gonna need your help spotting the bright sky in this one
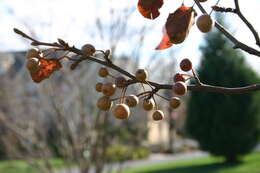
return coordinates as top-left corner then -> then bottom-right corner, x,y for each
0,0 -> 260,72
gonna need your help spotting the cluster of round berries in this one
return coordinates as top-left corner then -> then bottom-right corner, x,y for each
95,58 -> 193,122
25,48 -> 42,73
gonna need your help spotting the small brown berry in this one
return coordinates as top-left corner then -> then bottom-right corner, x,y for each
95,82 -> 103,92
172,81 -> 187,96
98,67 -> 109,77
26,58 -> 40,73
125,95 -> 139,107
26,48 -> 41,59
169,97 -> 181,109
135,69 -> 148,81
102,82 -> 116,96
152,110 -> 164,121
81,44 -> 96,56
197,14 -> 215,33
142,99 -> 155,111
96,96 -> 113,111
173,73 -> 185,82
113,104 -> 130,119
115,76 -> 127,88
180,59 -> 192,72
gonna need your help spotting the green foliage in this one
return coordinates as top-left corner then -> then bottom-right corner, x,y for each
124,152 -> 260,173
186,21 -> 260,162
105,145 -> 150,162
0,158 -> 67,173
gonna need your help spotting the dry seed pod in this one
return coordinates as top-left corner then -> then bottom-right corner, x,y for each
172,81 -> 187,96
115,76 -> 127,88
102,82 -> 116,96
26,48 -> 41,59
125,95 -> 139,107
152,110 -> 164,121
26,58 -> 40,73
95,82 -> 103,92
96,96 -> 113,111
135,69 -> 148,81
197,14 -> 215,33
81,44 -> 96,56
169,97 -> 181,109
113,104 -> 130,119
142,99 -> 155,111
98,67 -> 109,77
180,59 -> 192,72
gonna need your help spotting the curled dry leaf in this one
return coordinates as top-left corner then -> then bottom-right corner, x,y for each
138,0 -> 164,19
30,58 -> 62,83
156,5 -> 196,50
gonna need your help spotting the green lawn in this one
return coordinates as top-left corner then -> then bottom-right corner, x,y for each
125,152 -> 260,173
0,159 -> 67,173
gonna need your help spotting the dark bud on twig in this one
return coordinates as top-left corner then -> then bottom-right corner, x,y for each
212,6 -> 237,13
57,38 -> 67,46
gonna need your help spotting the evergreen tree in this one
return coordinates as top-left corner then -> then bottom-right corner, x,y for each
186,20 -> 260,162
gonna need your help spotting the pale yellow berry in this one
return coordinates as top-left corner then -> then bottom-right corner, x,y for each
135,69 -> 148,81
95,82 -> 103,92
169,97 -> 181,109
96,96 -> 113,111
102,82 -> 116,96
142,99 -> 155,111
152,110 -> 165,121
113,104 -> 130,119
26,48 -> 40,59
26,58 -> 40,73
197,14 -> 215,33
125,95 -> 139,107
98,67 -> 109,78
81,44 -> 95,56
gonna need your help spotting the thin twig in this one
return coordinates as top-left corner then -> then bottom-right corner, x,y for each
234,0 -> 260,47
14,28 -> 260,95
194,0 -> 260,57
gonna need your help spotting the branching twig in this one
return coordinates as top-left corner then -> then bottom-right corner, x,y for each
13,28 -> 260,95
234,0 -> 260,47
194,0 -> 260,57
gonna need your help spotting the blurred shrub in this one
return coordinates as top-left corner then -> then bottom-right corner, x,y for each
105,145 -> 150,162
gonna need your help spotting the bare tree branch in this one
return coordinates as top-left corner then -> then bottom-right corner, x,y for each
194,0 -> 260,57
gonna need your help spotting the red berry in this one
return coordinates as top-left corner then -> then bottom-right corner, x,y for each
172,81 -> 187,96
180,59 -> 192,72
173,73 -> 185,82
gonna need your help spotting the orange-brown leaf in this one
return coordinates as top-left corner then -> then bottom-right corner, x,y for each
155,26 -> 173,50
166,5 -> 195,44
30,58 -> 62,83
138,0 -> 163,19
